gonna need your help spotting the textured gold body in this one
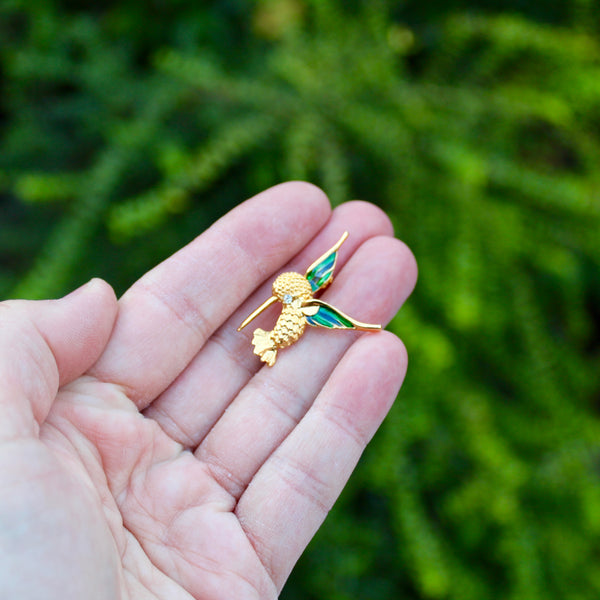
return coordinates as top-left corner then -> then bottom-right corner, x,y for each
271,305 -> 307,348
251,272 -> 312,365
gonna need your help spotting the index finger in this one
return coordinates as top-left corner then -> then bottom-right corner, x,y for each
89,182 -> 331,408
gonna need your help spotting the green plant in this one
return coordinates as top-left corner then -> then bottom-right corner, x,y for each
1,1 -> 599,598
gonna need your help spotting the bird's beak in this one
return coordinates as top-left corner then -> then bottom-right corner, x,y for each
237,296 -> 278,331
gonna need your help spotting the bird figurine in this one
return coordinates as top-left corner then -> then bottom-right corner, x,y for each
237,232 -> 381,366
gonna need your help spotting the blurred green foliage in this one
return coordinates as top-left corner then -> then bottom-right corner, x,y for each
1,0 -> 600,598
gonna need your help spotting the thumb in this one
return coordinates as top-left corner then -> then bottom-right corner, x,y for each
0,279 -> 117,438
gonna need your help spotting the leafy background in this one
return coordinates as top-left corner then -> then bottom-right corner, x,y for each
1,0 -> 599,598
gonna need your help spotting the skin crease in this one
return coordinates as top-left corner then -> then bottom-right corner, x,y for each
0,182 -> 417,600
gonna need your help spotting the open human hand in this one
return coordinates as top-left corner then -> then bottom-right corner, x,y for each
0,183 -> 417,599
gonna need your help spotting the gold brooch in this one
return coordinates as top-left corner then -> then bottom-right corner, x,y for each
238,232 -> 381,366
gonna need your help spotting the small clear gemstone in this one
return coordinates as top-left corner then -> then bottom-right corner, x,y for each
283,293 -> 293,304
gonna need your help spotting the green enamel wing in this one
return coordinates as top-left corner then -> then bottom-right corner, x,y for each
302,232 -> 381,331
304,231 -> 347,293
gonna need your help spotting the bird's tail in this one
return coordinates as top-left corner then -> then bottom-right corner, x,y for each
252,328 -> 278,366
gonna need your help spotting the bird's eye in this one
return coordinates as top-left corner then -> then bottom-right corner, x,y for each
283,294 -> 293,304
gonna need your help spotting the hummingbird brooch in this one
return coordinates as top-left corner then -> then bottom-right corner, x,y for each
238,232 -> 381,366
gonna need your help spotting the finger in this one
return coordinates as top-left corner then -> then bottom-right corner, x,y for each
144,200 -> 396,446
0,279 -> 117,439
89,182 -> 331,409
194,236 -> 417,498
236,331 -> 408,591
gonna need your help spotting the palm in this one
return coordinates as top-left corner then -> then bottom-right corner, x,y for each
46,378 -> 266,599
0,183 -> 416,599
